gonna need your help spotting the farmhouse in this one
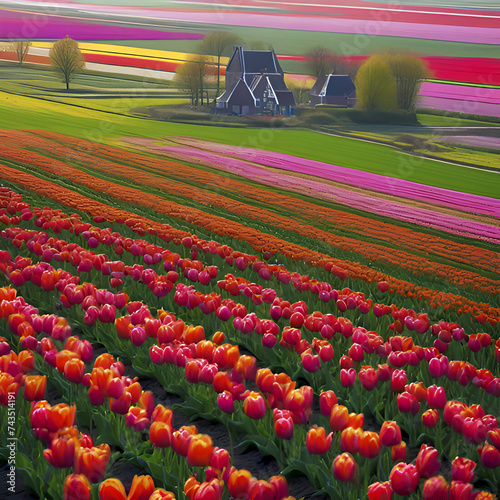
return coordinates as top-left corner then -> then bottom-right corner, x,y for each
214,46 -> 295,116
309,74 -> 357,107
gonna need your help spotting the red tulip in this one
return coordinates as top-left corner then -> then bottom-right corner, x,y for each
380,421 -> 401,447
275,416 -> 294,440
389,462 -> 419,495
269,475 -> 288,500
449,481 -> 473,500
427,385 -> 447,409
390,369 -> 407,392
340,368 -> 356,387
243,391 -> 266,420
192,478 -> 223,500
210,447 -> 231,480
391,442 -> 406,462
478,443 -> 500,468
172,426 -> 197,457
416,444 -> 441,479
217,391 -> 235,414
340,426 -> 363,454
332,452 -> 357,482
488,428 -> 500,450
397,391 -> 420,415
319,390 -> 337,417
422,475 -> 449,500
422,409 -> 440,428
359,366 -> 378,391
452,457 -> 476,483
462,417 -> 488,444
64,474 -> 91,500
246,479 -> 276,500
306,425 -> 333,454
368,481 -> 393,500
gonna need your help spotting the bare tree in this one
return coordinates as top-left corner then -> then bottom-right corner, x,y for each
306,46 -> 339,77
386,54 -> 429,111
201,32 -> 242,101
355,55 -> 397,112
14,41 -> 31,65
49,36 -> 85,90
175,56 -> 208,106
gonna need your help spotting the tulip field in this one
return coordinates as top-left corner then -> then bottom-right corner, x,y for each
0,109 -> 499,500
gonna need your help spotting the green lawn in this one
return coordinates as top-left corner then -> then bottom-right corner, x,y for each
1,89 -> 498,199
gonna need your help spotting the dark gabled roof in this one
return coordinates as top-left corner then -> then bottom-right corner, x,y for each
242,50 -> 280,74
217,78 -> 256,105
250,74 -> 289,93
312,74 -> 356,97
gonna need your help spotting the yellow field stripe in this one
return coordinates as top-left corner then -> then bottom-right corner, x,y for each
32,42 -> 229,65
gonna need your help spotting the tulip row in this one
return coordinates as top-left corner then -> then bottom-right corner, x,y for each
1,161 -> 499,327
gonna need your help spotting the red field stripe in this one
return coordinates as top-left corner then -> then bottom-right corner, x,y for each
83,53 -> 181,73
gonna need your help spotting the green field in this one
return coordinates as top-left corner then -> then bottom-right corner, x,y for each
1,84 -> 498,199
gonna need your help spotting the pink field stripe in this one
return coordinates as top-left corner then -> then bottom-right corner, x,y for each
173,138 -> 500,219
417,96 -> 500,117
420,82 -> 500,105
142,141 -> 500,243
64,5 -> 500,44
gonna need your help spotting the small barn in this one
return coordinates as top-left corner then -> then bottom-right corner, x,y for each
309,74 -> 356,107
214,46 -> 295,116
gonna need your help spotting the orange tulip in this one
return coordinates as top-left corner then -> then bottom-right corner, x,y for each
23,375 -> 47,402
74,443 -> 111,483
227,469 -> 253,499
43,426 -> 80,468
332,452 -> 358,482
64,473 -> 91,500
151,404 -> 173,425
64,358 -> 85,384
127,475 -> 155,500
98,478 -> 127,500
149,421 -> 172,448
55,350 -> 80,373
184,476 -> 200,499
93,353 -> 116,370
306,425 -> 333,454
0,372 -> 19,406
359,431 -> 381,459
187,434 -> 214,467
149,489 -> 176,500
329,404 -> 349,432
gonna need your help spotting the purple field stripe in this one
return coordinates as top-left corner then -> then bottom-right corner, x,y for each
417,96 -> 500,117
0,18 -> 203,40
151,142 -> 500,243
176,138 -> 500,219
420,82 -> 500,104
